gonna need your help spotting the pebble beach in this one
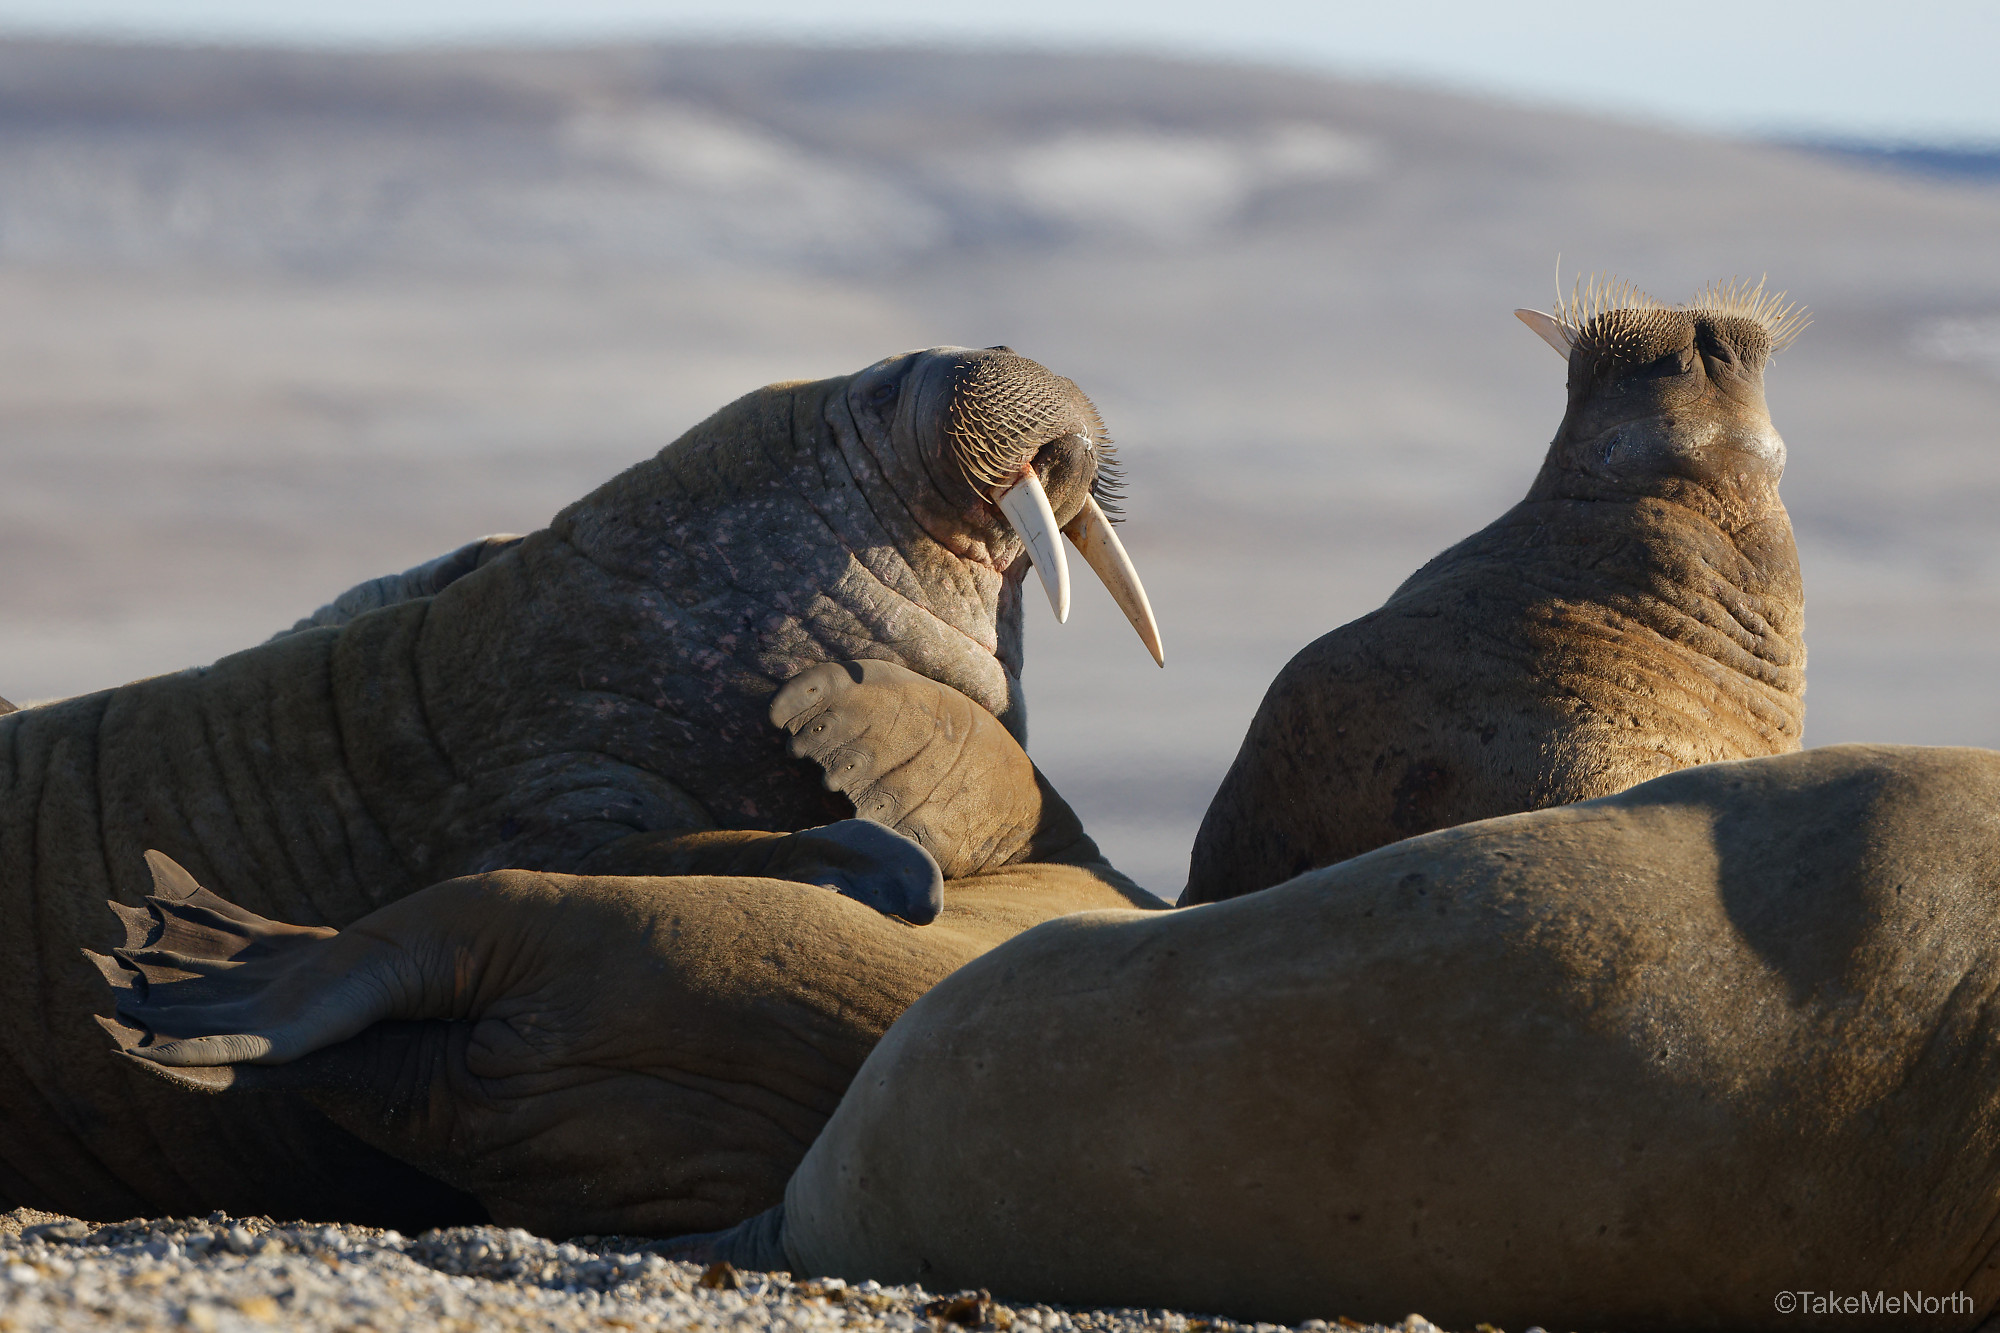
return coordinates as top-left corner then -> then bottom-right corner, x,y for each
0,1211 -> 1455,1333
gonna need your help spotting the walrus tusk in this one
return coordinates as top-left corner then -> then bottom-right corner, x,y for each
997,470 -> 1071,623
1515,308 -> 1576,359
1062,496 -> 1164,667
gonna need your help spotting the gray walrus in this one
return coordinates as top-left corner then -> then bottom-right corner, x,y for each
671,743 -> 2000,1332
96,660 -> 1152,1238
1186,280 -> 1809,904
4,346 -> 1161,1226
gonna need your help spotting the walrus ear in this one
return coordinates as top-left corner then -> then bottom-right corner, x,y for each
1515,308 -> 1576,360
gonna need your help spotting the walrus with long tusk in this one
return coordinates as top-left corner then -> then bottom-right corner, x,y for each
1185,279 -> 1808,903
93,660 -> 1153,1238
2,345 -> 1161,1227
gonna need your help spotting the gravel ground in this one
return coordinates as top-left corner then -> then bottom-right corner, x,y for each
0,1210 -> 1455,1333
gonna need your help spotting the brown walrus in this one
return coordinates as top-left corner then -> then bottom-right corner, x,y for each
95,660 -> 1150,1238
679,743 -> 2000,1332
1185,280 -> 1809,903
5,346 -> 1161,1227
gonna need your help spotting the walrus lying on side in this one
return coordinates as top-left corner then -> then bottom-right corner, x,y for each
676,743 -> 2000,1332
1186,280 -> 1810,903
96,660 -> 1152,1238
5,346 -> 1161,1227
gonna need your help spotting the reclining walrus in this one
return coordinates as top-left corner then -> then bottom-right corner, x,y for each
3,345 -> 1162,1226
674,742 -> 2000,1331
96,660 -> 1151,1238
1186,279 -> 1810,903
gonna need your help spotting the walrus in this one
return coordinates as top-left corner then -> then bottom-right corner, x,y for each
1185,280 -> 1809,903
3,346 -> 1161,1226
662,743 -> 2000,1331
95,660 -> 1152,1238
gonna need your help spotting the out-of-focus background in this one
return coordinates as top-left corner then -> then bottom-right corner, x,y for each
2,3 -> 1997,897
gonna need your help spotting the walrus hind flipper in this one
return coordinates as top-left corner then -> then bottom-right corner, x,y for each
98,851 -> 336,999
91,1012 -> 247,1094
88,851 -> 355,1089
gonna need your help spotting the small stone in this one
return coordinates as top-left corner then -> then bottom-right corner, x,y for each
924,1290 -> 996,1327
182,1303 -> 221,1332
698,1260 -> 742,1291
222,1225 -> 256,1255
4,1263 -> 40,1285
27,1220 -> 90,1245
232,1295 -> 280,1321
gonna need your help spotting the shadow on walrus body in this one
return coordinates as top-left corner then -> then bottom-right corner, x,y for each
700,744 -> 2000,1331
1186,282 -> 1808,903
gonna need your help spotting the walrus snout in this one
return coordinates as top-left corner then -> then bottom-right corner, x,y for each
842,345 -> 1161,662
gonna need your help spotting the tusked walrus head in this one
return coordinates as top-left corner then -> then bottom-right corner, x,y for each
386,344 -> 1164,846
1516,278 -> 1806,526
831,346 -> 1160,660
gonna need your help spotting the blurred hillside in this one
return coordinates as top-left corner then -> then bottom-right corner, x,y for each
4,39 -> 1999,895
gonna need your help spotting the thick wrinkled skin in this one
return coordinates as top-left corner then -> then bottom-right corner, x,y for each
717,745 -> 2000,1332
94,661 -> 1150,1237
1186,307 -> 1806,903
3,347 -> 1117,1226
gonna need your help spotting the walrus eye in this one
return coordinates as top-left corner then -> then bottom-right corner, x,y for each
869,381 -> 898,407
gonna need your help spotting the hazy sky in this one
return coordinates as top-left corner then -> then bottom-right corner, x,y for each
0,0 -> 1994,143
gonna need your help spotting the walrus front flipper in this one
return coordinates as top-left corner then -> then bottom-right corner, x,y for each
773,660 -> 1100,878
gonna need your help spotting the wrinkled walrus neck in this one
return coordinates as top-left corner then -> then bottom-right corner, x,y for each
1422,489 -> 1806,698
418,376 -> 1026,838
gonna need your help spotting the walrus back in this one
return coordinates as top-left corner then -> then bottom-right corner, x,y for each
773,745 -> 2000,1329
